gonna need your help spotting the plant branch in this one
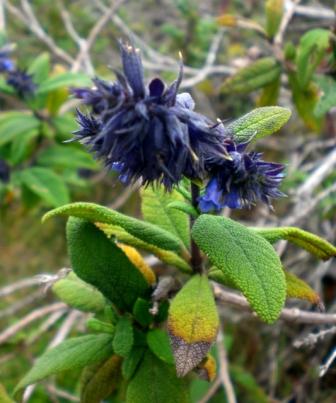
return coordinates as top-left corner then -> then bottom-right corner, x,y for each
214,284 -> 336,325
190,183 -> 203,274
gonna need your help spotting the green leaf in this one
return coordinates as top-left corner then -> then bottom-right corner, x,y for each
20,167 -> 69,207
220,57 -> 281,94
122,347 -> 146,380
141,186 -> 190,248
133,298 -> 153,327
167,200 -> 199,219
15,334 -> 114,393
147,329 -> 175,365
288,73 -> 322,132
0,112 -> 40,147
66,218 -> 151,311
285,271 -> 321,306
37,144 -> 98,170
0,383 -> 14,403
296,29 -> 331,89
96,223 -> 191,273
28,53 -> 50,84
230,365 -> 269,403
113,317 -> 134,357
253,226 -> 336,260
126,351 -> 191,403
9,129 -> 39,165
314,75 -> 336,117
192,215 -> 286,323
168,274 -> 219,376
43,202 -> 186,255
265,0 -> 283,38
227,106 -> 291,143
81,356 -> 122,403
36,72 -> 91,95
52,271 -> 106,313
257,76 -> 281,106
86,318 -> 115,334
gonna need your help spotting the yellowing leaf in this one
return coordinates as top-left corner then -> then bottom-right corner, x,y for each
168,275 -> 219,377
253,226 -> 336,261
285,271 -> 321,306
80,356 -> 122,403
195,354 -> 217,382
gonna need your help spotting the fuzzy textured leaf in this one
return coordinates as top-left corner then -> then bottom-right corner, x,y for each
80,356 -> 121,403
113,317 -> 134,357
228,106 -> 291,143
253,226 -> 336,261
126,351 -> 191,403
168,275 -> 219,376
220,57 -> 281,94
15,334 -> 114,393
141,186 -> 190,248
192,215 -> 286,323
66,218 -> 151,311
52,272 -> 106,313
96,223 -> 191,273
285,271 -> 321,306
43,202 -> 185,254
122,347 -> 146,380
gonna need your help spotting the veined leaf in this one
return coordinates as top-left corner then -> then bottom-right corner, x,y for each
15,334 -> 114,393
80,356 -> 122,403
168,275 -> 219,376
126,350 -> 191,403
228,106 -> 291,143
192,215 -> 286,323
141,186 -> 190,248
52,271 -> 106,313
0,112 -> 40,147
253,226 -> 336,260
36,72 -> 90,94
9,129 -> 39,165
43,202 -> 186,255
67,218 -> 151,311
20,167 -> 70,207
220,57 -> 281,94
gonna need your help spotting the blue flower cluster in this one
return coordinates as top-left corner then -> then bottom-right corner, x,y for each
0,45 -> 36,98
73,41 -> 285,212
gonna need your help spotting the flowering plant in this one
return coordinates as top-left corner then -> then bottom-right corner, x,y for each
15,42 -> 336,402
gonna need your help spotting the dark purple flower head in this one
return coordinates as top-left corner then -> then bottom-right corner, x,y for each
0,159 -> 10,183
72,41 -> 226,188
0,49 -> 14,73
199,139 -> 285,212
6,69 -> 36,98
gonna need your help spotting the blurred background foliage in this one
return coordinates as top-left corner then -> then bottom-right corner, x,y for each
0,0 -> 336,402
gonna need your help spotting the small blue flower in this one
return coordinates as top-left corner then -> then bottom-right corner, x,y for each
0,50 -> 14,73
72,41 -> 226,188
199,139 -> 285,212
6,69 -> 36,98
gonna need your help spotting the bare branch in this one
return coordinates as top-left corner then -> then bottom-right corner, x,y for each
0,303 -> 67,345
217,326 -> 237,403
214,284 -> 336,325
71,0 -> 125,73
274,0 -> 301,46
0,277 -> 41,297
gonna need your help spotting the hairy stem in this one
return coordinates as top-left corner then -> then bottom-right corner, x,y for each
190,183 -> 203,274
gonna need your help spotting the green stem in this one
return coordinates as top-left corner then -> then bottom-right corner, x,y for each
190,183 -> 203,274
